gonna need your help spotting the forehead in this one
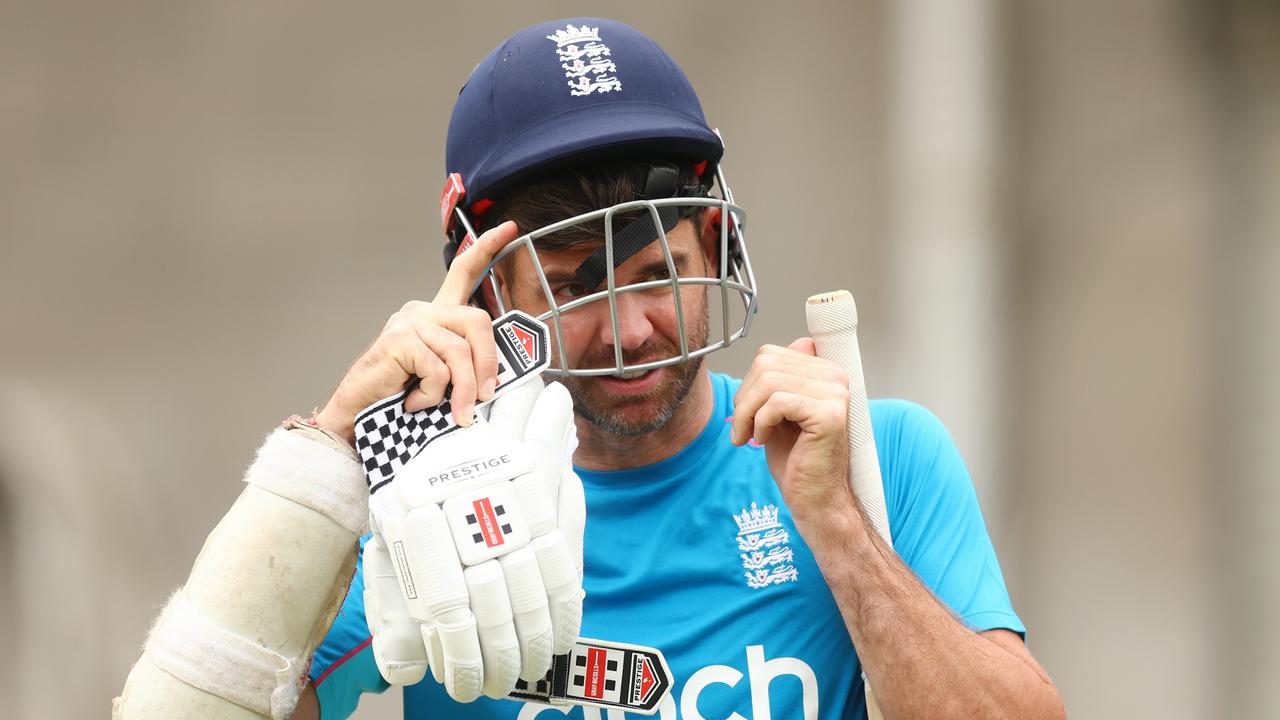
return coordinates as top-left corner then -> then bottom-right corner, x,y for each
507,219 -> 700,278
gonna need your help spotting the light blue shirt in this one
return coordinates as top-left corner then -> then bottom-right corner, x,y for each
310,372 -> 1024,719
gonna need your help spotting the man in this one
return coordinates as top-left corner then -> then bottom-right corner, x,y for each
118,17 -> 1064,720
303,17 -> 1062,720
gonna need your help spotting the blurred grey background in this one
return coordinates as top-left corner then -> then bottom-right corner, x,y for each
2,1 -> 1277,718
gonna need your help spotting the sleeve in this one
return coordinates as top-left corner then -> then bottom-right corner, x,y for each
870,399 -> 1026,636
308,534 -> 392,719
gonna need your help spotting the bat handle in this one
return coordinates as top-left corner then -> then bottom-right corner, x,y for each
805,291 -> 891,545
805,290 -> 890,720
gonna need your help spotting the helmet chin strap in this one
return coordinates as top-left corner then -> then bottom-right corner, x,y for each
571,163 -> 707,291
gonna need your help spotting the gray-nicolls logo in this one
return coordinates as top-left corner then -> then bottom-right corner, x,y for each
546,24 -> 622,97
735,502 -> 798,588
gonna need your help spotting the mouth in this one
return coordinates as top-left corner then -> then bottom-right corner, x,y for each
614,368 -> 650,379
593,366 -> 662,394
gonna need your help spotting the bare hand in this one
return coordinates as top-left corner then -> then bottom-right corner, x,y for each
315,222 -> 519,443
729,339 -> 856,522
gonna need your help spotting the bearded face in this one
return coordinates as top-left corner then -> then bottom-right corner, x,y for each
496,217 -> 716,438
556,309 -> 709,437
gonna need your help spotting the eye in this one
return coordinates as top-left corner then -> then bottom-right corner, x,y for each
553,282 -> 591,300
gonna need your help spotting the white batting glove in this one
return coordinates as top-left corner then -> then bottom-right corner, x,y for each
363,378 -> 585,702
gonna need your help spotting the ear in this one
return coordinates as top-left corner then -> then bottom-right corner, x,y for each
477,275 -> 500,316
477,264 -> 515,317
697,207 -> 724,274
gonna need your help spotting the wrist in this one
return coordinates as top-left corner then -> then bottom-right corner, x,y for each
793,489 -> 878,579
313,406 -> 356,447
791,482 -> 863,539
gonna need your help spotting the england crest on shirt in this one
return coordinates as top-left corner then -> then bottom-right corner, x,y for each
734,502 -> 798,588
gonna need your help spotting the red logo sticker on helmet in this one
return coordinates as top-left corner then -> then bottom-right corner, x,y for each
440,173 -> 466,234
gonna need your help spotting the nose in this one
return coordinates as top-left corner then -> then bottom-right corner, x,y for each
597,291 -> 654,354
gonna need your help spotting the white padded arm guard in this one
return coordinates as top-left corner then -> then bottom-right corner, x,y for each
114,427 -> 367,719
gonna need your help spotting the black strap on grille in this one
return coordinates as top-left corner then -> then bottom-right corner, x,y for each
573,163 -> 688,292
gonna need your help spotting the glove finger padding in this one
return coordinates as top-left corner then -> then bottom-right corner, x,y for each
423,620 -> 445,684
431,605 -> 482,702
464,561 -> 521,699
363,535 -> 429,686
532,530 -> 582,653
558,469 -> 587,579
383,477 -> 487,702
498,545 -> 554,680
521,383 -> 576,489
525,384 -> 586,651
486,381 -> 583,657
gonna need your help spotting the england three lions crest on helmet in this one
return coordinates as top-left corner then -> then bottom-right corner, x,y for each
547,24 -> 622,96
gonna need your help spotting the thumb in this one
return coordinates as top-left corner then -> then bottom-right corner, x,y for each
788,336 -> 817,356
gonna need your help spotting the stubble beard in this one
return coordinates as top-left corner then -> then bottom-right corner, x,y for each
560,310 -> 709,438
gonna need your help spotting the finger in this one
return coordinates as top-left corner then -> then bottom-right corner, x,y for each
409,320 -> 480,425
733,359 -> 845,444
464,561 -> 521,699
738,344 -> 841,398
531,530 -> 583,654
732,346 -> 793,444
752,391 -> 801,446
435,221 -> 520,305
738,373 -> 842,446
787,336 -> 817,356
752,390 -> 843,446
756,341 -> 842,369
412,303 -> 503,404
445,305 -> 501,403
498,546 -> 554,681
730,365 -> 774,446
404,348 -> 450,412
364,535 -> 429,686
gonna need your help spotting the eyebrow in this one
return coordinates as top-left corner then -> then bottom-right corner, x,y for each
543,250 -> 690,284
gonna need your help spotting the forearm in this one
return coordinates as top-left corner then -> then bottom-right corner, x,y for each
800,498 -> 1063,720
116,426 -> 366,719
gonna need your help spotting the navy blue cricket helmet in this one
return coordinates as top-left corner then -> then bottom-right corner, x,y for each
438,18 -> 757,376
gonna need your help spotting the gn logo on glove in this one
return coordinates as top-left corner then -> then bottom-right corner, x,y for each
469,498 -> 511,548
